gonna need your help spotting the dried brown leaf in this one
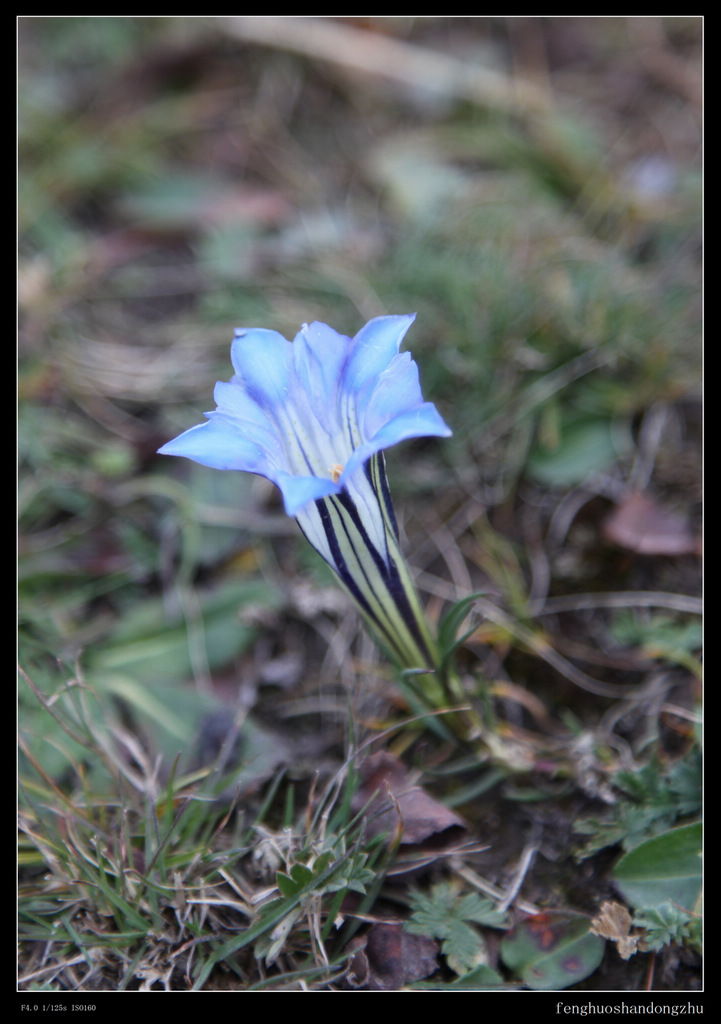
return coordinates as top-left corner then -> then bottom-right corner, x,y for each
345,922 -> 438,990
602,491 -> 699,557
355,752 -> 467,847
590,900 -> 640,961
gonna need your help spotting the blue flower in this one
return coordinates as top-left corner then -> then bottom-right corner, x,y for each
159,314 -> 450,514
159,314 -> 451,671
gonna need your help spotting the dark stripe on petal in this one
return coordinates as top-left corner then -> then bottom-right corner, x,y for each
363,459 -> 437,665
315,498 -> 391,643
367,454 -> 399,541
321,489 -> 437,669
323,497 -> 408,662
331,492 -> 425,656
319,494 -> 419,666
335,490 -> 390,579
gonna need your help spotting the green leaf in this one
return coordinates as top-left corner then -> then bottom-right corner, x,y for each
454,892 -> 509,928
406,883 -> 509,977
437,592 -> 485,655
443,918 -> 488,975
613,821 -> 702,911
528,415 -> 629,486
276,862 -> 315,898
436,592 -> 489,679
500,911 -> 604,990
91,579 -> 281,685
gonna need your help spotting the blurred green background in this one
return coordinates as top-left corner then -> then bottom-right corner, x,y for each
19,15 -> 701,771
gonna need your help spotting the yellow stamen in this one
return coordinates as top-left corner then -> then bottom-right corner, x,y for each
330,463 -> 344,483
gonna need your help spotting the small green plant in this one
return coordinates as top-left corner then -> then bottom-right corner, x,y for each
251,835 -> 378,967
406,884 -> 606,991
587,819 -> 702,967
610,611 -> 702,676
406,881 -> 509,977
575,744 -> 702,858
632,902 -> 701,954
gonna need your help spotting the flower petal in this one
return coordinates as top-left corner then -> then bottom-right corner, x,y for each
292,321 -> 350,411
369,403 -> 452,452
212,380 -> 278,449
344,314 -> 416,398
157,416 -> 271,474
362,352 -> 424,436
274,470 -> 339,517
230,328 -> 292,409
341,402 -> 451,485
